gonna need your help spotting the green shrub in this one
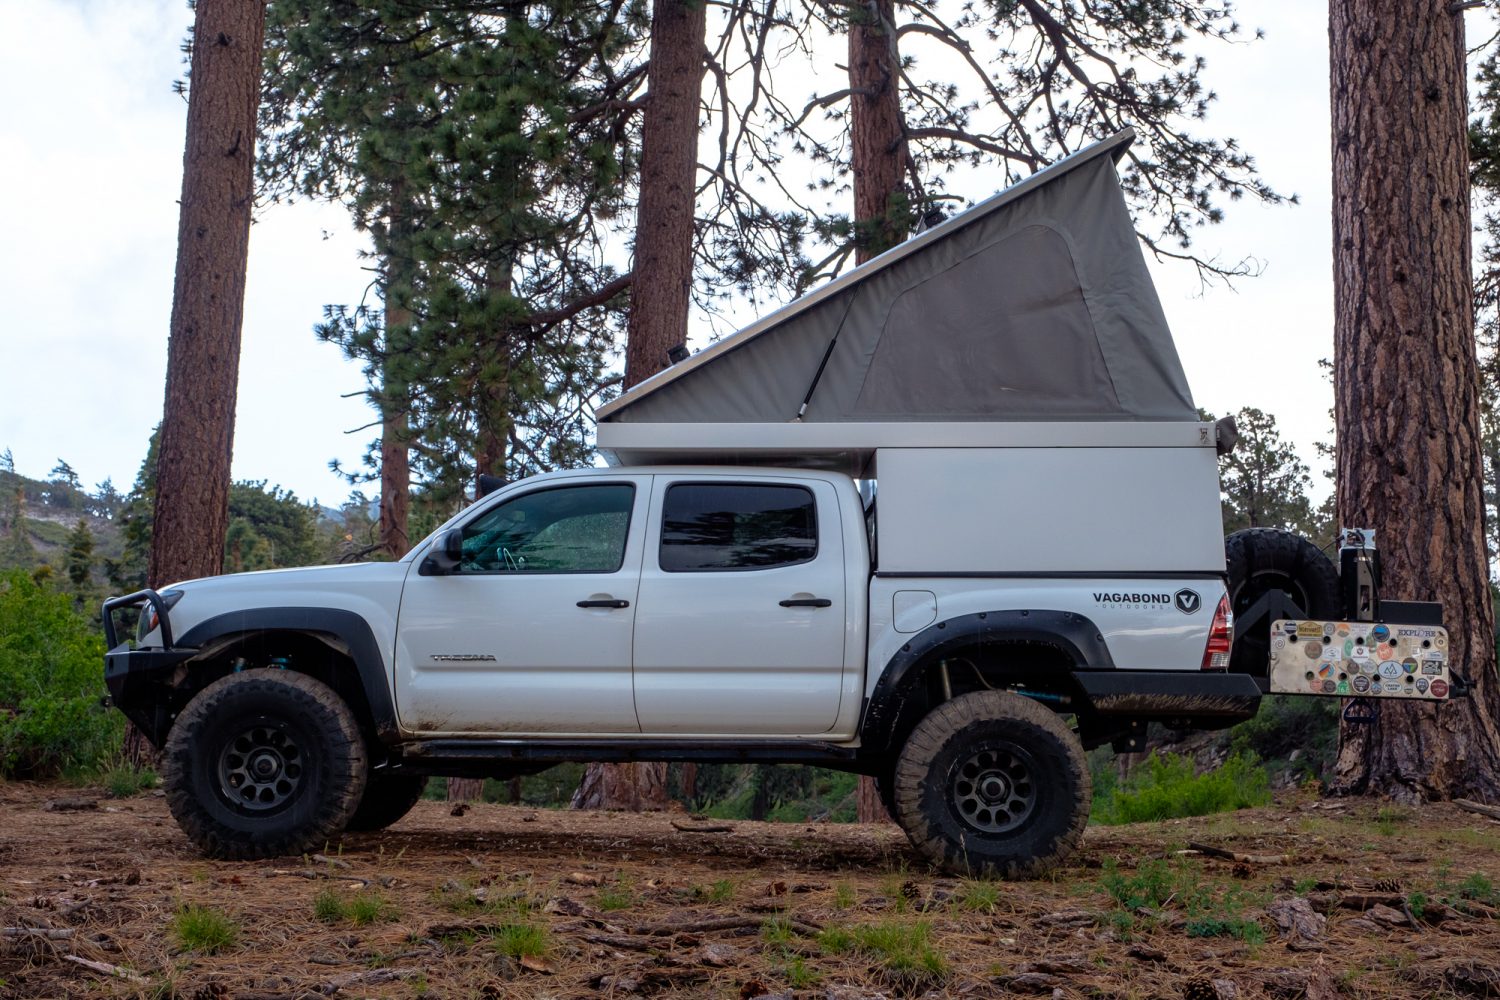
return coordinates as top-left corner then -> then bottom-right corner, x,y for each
0,571 -> 117,777
1094,751 -> 1271,825
1225,695 -> 1338,780
171,904 -> 238,954
99,761 -> 157,797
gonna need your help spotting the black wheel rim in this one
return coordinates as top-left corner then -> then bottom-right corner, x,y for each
217,721 -> 305,812
950,743 -> 1037,834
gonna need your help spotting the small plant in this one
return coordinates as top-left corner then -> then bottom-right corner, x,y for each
99,761 -> 157,798
1375,806 -> 1412,837
314,888 -> 345,923
1100,859 -> 1180,910
833,882 -> 856,910
595,880 -> 636,911
1293,877 -> 1319,895
171,903 -> 238,954
761,915 -> 795,950
818,925 -> 855,954
782,955 -> 820,988
346,890 -> 395,926
1459,872 -> 1497,905
849,920 -> 947,989
955,879 -> 1001,913
493,922 -> 549,960
694,879 -> 735,903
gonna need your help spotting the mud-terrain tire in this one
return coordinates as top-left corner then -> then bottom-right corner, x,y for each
873,769 -> 898,821
163,669 -> 367,859
1225,528 -> 1340,675
891,691 -> 1089,878
346,773 -> 428,832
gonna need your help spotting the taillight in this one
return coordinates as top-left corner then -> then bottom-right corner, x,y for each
1200,594 -> 1233,670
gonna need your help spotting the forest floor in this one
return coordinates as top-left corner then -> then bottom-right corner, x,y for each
1,782 -> 1498,1000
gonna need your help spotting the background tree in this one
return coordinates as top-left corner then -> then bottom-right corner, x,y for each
64,520 -> 96,612
150,0 -> 268,590
1212,407 -> 1316,537
1329,0 -> 1500,800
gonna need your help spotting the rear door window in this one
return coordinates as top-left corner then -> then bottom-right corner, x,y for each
659,483 -> 818,572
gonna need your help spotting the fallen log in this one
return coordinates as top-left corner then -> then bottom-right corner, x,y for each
63,955 -> 148,984
1186,841 -> 1291,865
1454,799 -> 1500,822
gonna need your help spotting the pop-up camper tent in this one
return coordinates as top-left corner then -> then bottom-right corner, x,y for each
595,129 -> 1224,573
598,129 -> 1200,471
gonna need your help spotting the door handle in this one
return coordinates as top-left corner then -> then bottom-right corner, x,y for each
780,597 -> 832,608
577,599 -> 630,609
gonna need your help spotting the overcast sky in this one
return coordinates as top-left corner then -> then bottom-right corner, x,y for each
0,0 -> 1446,507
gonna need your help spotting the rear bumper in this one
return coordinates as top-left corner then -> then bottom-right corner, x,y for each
1075,670 -> 1262,722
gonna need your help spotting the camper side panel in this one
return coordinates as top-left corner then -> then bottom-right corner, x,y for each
875,446 -> 1225,574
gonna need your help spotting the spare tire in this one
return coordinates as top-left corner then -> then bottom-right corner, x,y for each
1225,528 -> 1341,674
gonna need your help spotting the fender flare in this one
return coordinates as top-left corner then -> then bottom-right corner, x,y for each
178,607 -> 399,742
858,609 -> 1111,754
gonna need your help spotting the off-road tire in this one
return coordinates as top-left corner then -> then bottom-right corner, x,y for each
891,691 -> 1089,878
873,769 -> 898,821
346,773 -> 428,832
163,669 -> 367,859
1225,528 -> 1340,675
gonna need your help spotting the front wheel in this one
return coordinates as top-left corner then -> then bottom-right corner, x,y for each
162,669 -> 368,859
891,691 -> 1089,878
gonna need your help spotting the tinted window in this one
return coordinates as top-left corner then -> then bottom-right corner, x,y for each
459,484 -> 633,574
660,484 -> 817,572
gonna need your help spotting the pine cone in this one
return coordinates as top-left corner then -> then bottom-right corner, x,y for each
1231,862 -> 1252,880
1374,876 -> 1403,893
1183,976 -> 1220,1000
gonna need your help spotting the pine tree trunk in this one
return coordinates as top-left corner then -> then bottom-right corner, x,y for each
622,0 -> 706,388
848,0 -> 910,263
571,762 -> 669,811
855,773 -> 888,823
148,0 -> 266,590
378,198 -> 412,560
577,0 -> 705,813
1329,0 -> 1500,802
848,0 -> 909,822
448,777 -> 484,802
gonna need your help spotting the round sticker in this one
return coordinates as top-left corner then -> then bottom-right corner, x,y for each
1323,623 -> 1336,638
1372,624 -> 1391,642
1402,657 -> 1419,674
1337,623 -> 1350,636
1430,679 -> 1449,698
1321,679 -> 1337,694
1415,677 -> 1429,694
1352,675 -> 1371,693
1377,644 -> 1395,661
1304,642 -> 1323,660
1336,680 -> 1351,695
1317,664 -> 1333,679
1273,635 -> 1286,650
1370,680 -> 1384,694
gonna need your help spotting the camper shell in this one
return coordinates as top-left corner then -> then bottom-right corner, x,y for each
597,129 -> 1224,578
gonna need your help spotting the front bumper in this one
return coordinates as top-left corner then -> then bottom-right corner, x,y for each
101,590 -> 198,747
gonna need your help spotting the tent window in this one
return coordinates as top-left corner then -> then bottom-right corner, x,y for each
853,225 -> 1121,417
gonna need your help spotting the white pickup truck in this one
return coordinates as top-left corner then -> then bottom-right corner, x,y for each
103,130 -> 1455,875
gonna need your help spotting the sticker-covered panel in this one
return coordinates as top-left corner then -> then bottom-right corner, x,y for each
1267,620 -> 1451,699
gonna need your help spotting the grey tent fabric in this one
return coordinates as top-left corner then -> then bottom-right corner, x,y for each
599,129 -> 1195,425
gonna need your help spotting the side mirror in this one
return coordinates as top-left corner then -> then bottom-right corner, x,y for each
419,528 -> 465,576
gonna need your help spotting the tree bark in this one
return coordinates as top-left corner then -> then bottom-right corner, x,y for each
1329,0 -> 1500,801
378,198 -> 413,560
855,773 -> 888,823
848,0 -> 910,822
577,0 -> 706,811
448,777 -> 484,802
148,0 -> 266,590
622,0 -> 706,388
848,0 -> 911,263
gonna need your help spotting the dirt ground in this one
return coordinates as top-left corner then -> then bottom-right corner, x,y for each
1,782 -> 1498,1000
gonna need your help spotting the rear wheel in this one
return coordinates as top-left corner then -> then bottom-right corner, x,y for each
1225,528 -> 1340,675
163,669 -> 367,859
346,773 -> 429,832
891,691 -> 1089,878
